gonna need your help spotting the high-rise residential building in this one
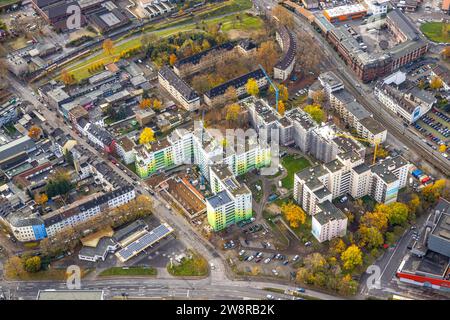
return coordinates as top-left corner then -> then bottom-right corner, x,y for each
293,153 -> 410,241
312,201 -> 348,243
206,164 -> 252,231
321,71 -> 388,144
134,124 -> 271,181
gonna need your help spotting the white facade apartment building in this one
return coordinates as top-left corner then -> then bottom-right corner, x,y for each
206,164 -> 252,231
293,165 -> 332,216
327,75 -> 388,144
318,71 -> 345,96
312,201 -> 348,243
115,137 -> 136,165
44,186 -> 136,238
294,154 -> 410,213
293,164 -> 348,242
369,156 -> 410,204
244,97 -> 296,146
158,66 -> 201,111
350,163 -> 372,199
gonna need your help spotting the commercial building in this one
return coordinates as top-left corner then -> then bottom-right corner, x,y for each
78,237 -> 118,262
323,4 -> 367,23
31,0 -> 87,31
364,0 -> 389,15
204,69 -> 268,107
206,164 -> 252,231
274,26 -> 297,81
87,1 -> 131,34
115,222 -> 173,262
320,9 -> 428,82
301,0 -> 319,9
396,199 -> 450,291
139,0 -> 175,19
374,80 -> 436,123
158,66 -> 200,111
0,136 -> 37,170
443,0 -> 450,12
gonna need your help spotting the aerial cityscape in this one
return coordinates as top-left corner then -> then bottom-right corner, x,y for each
0,0 -> 449,303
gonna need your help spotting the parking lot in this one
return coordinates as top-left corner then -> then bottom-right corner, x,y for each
233,246 -> 298,280
414,108 -> 450,151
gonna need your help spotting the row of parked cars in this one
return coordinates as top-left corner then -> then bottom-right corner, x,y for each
420,114 -> 450,139
432,108 -> 450,123
239,250 -> 300,266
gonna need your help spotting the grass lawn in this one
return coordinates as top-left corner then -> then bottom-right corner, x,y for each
6,268 -> 91,281
281,155 -> 311,190
64,0 -> 261,82
167,252 -> 208,277
66,38 -> 142,81
219,15 -> 263,32
420,22 -> 450,43
0,0 -> 20,8
99,266 -> 157,277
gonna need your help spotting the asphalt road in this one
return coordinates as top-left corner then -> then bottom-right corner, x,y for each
0,277 -> 342,300
4,74 -> 345,301
255,0 -> 450,176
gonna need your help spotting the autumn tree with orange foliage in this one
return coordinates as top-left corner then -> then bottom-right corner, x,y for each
103,39 -> 114,55
169,53 -> 177,66
28,126 -> 42,140
140,98 -> 152,109
61,69 -> 74,85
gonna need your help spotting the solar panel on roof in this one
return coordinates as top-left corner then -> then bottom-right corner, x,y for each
116,224 -> 172,261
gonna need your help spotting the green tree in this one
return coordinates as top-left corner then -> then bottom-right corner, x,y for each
341,245 -> 363,271
24,256 -> 41,273
304,104 -> 325,123
375,202 -> 409,226
358,226 -> 384,249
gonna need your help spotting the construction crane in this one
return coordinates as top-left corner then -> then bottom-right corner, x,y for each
258,64 -> 279,112
335,133 -> 381,165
